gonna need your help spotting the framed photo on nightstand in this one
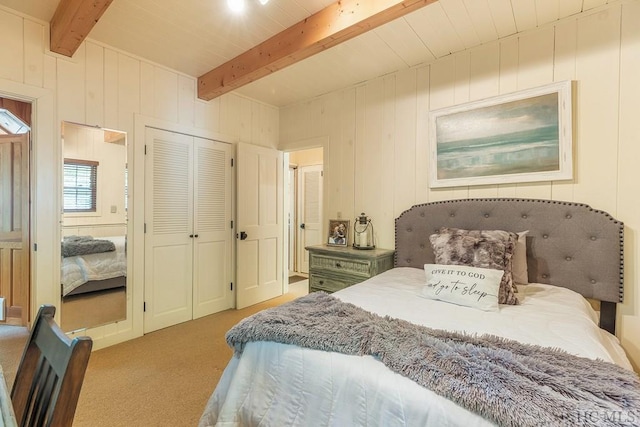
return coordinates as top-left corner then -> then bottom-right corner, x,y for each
327,219 -> 349,246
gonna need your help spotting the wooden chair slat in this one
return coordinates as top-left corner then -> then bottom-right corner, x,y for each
10,305 -> 92,427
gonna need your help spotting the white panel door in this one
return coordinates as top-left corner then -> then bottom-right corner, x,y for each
144,128 -> 194,333
297,165 -> 323,274
236,143 -> 284,309
192,137 -> 233,318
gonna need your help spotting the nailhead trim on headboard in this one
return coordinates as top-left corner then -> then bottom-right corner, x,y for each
394,198 -> 624,304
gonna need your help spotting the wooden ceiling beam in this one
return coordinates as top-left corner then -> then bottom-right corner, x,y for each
50,0 -> 114,57
198,0 -> 438,101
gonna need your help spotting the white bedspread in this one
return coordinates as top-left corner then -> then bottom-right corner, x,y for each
61,235 -> 127,296
200,267 -> 632,427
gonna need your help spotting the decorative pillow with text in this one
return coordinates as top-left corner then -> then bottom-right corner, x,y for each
422,264 -> 503,311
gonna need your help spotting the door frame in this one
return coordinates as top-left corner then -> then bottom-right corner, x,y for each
281,140 -> 326,279
287,164 -> 297,275
143,128 -> 234,333
0,79 -> 55,329
132,114 -> 236,341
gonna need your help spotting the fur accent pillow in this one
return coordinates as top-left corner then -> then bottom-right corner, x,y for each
429,227 -> 519,305
423,264 -> 503,311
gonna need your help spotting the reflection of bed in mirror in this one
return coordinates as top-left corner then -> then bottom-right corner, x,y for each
61,235 -> 127,298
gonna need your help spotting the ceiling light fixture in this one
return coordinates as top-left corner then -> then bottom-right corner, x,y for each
227,0 -> 245,13
0,109 -> 30,134
227,0 -> 269,13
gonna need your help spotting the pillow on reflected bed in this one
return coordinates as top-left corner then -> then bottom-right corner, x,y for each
423,264 -> 503,311
429,227 -> 519,305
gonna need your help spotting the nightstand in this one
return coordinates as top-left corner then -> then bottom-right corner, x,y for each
305,244 -> 395,293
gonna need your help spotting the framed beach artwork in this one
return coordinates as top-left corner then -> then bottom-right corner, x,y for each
428,80 -> 574,188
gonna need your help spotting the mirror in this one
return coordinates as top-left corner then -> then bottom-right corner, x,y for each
60,122 -> 128,332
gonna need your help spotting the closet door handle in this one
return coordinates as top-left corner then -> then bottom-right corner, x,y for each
194,234 -> 199,238
189,234 -> 194,238
239,231 -> 248,240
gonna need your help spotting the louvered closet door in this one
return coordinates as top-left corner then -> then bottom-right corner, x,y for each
297,165 -> 323,274
192,137 -> 233,318
144,128 -> 194,333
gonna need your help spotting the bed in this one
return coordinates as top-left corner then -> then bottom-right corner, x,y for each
61,235 -> 127,297
199,198 -> 638,427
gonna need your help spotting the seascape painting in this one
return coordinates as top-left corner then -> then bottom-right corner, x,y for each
429,81 -> 573,188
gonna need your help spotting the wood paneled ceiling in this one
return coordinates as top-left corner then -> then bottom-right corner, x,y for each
0,0 -> 613,107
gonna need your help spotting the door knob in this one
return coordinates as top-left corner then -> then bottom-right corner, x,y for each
239,231 -> 248,240
300,223 -> 305,229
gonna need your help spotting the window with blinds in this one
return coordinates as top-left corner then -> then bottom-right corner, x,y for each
64,158 -> 98,212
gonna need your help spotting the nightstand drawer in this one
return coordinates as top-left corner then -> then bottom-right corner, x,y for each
309,274 -> 355,293
310,253 -> 371,277
306,245 -> 395,295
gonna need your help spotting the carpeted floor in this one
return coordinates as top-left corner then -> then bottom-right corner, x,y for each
0,280 -> 308,426
0,324 -> 28,393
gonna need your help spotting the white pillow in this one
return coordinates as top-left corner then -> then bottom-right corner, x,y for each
422,264 -> 503,311
512,231 -> 529,284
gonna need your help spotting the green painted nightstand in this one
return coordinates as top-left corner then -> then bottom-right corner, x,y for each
305,244 -> 395,293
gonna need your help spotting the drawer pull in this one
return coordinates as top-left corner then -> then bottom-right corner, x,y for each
319,280 -> 324,285
335,262 -> 341,268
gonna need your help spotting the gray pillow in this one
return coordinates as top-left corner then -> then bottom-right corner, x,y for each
512,231 -> 529,284
429,227 -> 519,305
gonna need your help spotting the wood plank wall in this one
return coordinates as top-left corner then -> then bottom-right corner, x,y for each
0,5 -> 278,346
279,2 -> 640,371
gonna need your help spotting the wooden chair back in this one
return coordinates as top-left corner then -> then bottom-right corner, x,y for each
10,305 -> 92,427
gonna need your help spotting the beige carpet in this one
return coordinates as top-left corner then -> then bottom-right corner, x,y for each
61,288 -> 127,332
0,281 -> 308,426
0,324 -> 28,392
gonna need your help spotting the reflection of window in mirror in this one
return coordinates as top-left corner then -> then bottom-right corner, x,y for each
60,122 -> 128,333
63,159 -> 98,212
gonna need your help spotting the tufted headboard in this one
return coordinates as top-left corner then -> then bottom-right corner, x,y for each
394,198 -> 624,334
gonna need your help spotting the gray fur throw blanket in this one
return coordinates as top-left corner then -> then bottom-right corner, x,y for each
62,235 -> 115,257
226,292 -> 640,427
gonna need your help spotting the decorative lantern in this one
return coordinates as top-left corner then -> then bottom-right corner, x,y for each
353,213 -> 375,250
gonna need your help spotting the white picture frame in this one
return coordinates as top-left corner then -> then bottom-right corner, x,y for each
428,80 -> 574,188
